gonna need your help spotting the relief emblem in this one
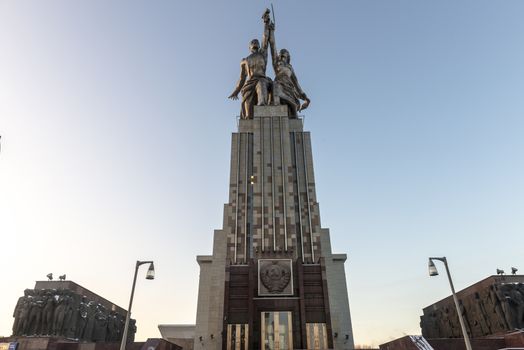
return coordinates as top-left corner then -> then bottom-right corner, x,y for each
258,259 -> 293,295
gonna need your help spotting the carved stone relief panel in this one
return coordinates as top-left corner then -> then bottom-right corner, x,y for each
258,259 -> 293,296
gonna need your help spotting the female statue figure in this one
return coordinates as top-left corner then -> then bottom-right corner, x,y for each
268,21 -> 310,116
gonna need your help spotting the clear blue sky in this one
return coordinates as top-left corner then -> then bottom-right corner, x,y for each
1,1 -> 523,347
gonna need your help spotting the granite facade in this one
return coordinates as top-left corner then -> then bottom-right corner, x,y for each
194,106 -> 354,349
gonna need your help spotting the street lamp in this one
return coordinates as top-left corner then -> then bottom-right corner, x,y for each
120,260 -> 155,350
428,257 -> 472,350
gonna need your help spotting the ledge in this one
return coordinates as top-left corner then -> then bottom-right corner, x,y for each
254,105 -> 288,117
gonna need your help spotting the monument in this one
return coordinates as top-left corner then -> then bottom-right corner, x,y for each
5,281 -> 188,350
420,275 -> 524,339
194,9 -> 354,350
10,280 -> 135,343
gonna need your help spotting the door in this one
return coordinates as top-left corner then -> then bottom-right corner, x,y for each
260,311 -> 293,350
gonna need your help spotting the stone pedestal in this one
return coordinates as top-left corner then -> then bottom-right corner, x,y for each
194,106 -> 354,349
11,281 -> 133,343
420,275 -> 524,339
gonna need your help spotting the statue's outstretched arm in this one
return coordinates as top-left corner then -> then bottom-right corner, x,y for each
229,61 -> 247,100
291,68 -> 310,111
291,68 -> 306,98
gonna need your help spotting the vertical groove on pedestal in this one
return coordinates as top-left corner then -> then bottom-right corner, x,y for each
280,117 -> 288,252
270,118 -> 276,252
260,118 -> 265,252
234,133 -> 240,263
244,133 -> 248,263
302,132 -> 315,262
293,131 -> 305,263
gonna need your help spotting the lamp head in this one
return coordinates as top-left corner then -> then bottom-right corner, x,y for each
146,262 -> 155,280
428,259 -> 439,276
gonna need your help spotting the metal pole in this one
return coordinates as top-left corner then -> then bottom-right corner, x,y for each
432,257 -> 472,350
120,260 -> 153,350
444,259 -> 472,350
120,262 -> 139,350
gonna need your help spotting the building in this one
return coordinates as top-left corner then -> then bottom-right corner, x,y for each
380,274 -> 524,350
193,105 -> 355,350
5,281 -> 181,350
420,275 -> 524,339
11,280 -> 134,343
158,325 -> 194,350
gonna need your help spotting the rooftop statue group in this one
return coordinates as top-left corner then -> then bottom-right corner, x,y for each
12,288 -> 136,343
229,9 -> 310,119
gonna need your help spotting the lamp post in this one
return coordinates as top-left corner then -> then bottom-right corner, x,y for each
119,260 -> 155,350
428,257 -> 472,350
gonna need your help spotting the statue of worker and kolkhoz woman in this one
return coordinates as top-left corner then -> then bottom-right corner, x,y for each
229,8 -> 310,119
11,288 -> 136,343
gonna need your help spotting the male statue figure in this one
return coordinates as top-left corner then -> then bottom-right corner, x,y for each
228,9 -> 272,119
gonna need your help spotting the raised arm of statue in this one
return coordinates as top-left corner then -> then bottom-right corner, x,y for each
228,61 -> 247,100
268,22 -> 278,71
260,9 -> 271,62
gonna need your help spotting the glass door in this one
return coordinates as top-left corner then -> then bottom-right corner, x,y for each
261,311 -> 293,350
306,323 -> 328,349
226,324 -> 249,350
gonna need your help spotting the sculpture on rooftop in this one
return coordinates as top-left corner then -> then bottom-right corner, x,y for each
229,8 -> 310,119
268,14 -> 310,116
228,9 -> 271,119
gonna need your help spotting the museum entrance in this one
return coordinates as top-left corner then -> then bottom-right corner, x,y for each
260,311 -> 293,350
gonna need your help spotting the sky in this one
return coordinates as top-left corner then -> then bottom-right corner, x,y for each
1,0 -> 524,347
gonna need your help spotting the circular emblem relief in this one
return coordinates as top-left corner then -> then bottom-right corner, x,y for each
260,261 -> 291,293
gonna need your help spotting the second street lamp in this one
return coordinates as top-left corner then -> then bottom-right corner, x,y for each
120,260 -> 155,350
428,257 -> 472,350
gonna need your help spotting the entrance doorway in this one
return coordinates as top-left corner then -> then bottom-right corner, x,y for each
260,311 -> 293,350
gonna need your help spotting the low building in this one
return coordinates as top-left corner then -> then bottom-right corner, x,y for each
380,275 -> 524,350
380,330 -> 524,350
0,337 -> 181,350
11,280 -> 135,343
158,325 -> 194,350
420,275 -> 524,339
